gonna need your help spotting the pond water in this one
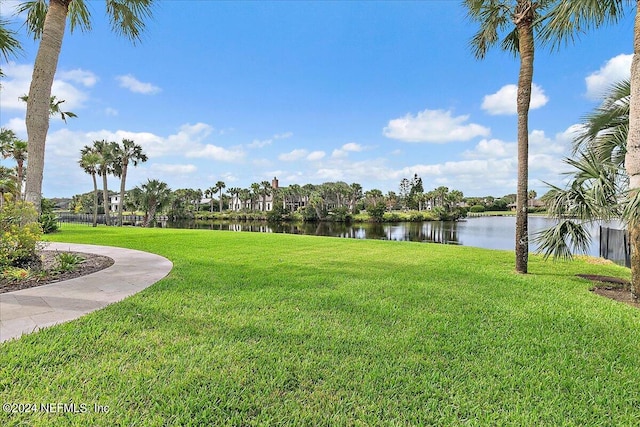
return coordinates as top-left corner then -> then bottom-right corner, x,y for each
166,216 -> 605,256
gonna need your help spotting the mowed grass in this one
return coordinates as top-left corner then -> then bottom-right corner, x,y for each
1,224 -> 638,426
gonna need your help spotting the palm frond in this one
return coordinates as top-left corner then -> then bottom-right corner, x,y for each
465,0 -> 512,59
68,0 -> 92,33
17,0 -> 48,40
0,19 -> 22,61
538,0 -> 630,51
106,0 -> 155,45
534,219 -> 592,260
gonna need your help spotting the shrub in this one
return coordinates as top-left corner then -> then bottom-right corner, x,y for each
470,205 -> 485,213
0,197 -> 43,268
54,252 -> 85,273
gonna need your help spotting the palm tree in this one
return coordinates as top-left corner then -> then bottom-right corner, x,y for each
19,0 -> 155,212
250,182 -> 260,211
90,140 -> 117,225
227,187 -> 241,211
239,188 -> 251,211
259,180 -> 272,212
0,166 -> 18,208
466,0 -> 630,273
0,129 -> 27,196
112,139 -> 147,226
215,180 -> 226,212
137,179 -> 172,227
537,78 -> 640,296
467,0 -> 537,273
78,148 -> 101,227
204,186 -> 216,212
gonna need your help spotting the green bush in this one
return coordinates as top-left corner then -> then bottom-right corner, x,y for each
470,205 -> 485,213
0,197 -> 43,268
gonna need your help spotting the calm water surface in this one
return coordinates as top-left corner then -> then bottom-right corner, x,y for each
167,216 -> 604,256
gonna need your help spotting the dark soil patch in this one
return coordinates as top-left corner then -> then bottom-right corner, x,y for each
0,251 -> 114,294
577,274 -> 639,309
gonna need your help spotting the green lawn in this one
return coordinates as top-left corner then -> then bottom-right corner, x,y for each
1,224 -> 637,426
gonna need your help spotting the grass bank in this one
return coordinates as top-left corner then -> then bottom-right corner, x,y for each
1,224 -> 637,426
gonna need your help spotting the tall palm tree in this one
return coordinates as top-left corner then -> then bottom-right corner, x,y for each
259,180 -> 272,212
78,148 -> 101,227
250,182 -> 260,211
215,180 -> 226,212
19,0 -> 155,212
204,186 -> 215,212
112,139 -> 147,226
467,0 -> 536,273
466,0 -> 630,273
90,140 -> 117,225
227,187 -> 241,211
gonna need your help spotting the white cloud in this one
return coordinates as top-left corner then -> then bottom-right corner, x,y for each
274,132 -> 293,139
150,164 -> 198,175
116,74 -> 161,94
58,69 -> 98,87
0,62 -> 92,114
279,149 -> 308,161
463,138 -> 516,159
383,108 -> 490,143
306,151 -> 326,161
481,83 -> 549,115
342,142 -> 364,152
186,144 -> 244,162
585,54 -> 632,100
0,63 -> 34,111
248,138 -> 273,148
105,107 -> 119,116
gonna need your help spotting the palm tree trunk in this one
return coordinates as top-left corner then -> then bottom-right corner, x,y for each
24,0 -> 70,213
102,172 -> 110,226
118,162 -> 128,226
627,4 -> 640,298
91,173 -> 98,227
514,1 -> 535,274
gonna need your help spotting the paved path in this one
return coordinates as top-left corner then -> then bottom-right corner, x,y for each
0,242 -> 173,343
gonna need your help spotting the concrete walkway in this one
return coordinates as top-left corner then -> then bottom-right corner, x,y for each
0,242 -> 173,343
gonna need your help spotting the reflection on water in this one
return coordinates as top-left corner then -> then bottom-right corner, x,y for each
166,216 -> 602,256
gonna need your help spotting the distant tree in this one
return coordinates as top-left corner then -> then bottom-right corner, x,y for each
112,139 -> 147,226
0,128 -> 27,196
259,180 -> 272,211
135,179 -> 172,227
399,178 -> 410,209
204,186 -> 217,212
215,180 -> 226,212
86,140 -> 117,225
0,166 -> 18,208
78,148 -> 102,227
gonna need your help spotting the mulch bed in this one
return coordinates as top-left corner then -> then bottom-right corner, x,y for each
578,274 -> 639,309
0,251 -> 114,294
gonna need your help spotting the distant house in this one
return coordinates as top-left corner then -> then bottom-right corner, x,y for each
108,194 -> 120,212
230,177 -> 309,212
508,199 -> 545,211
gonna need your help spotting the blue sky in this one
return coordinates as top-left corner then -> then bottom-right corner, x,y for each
0,0 -> 634,199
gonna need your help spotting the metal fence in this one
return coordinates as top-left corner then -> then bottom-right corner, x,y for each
600,226 -> 631,268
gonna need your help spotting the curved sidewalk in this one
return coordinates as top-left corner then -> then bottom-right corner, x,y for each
0,242 -> 173,343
